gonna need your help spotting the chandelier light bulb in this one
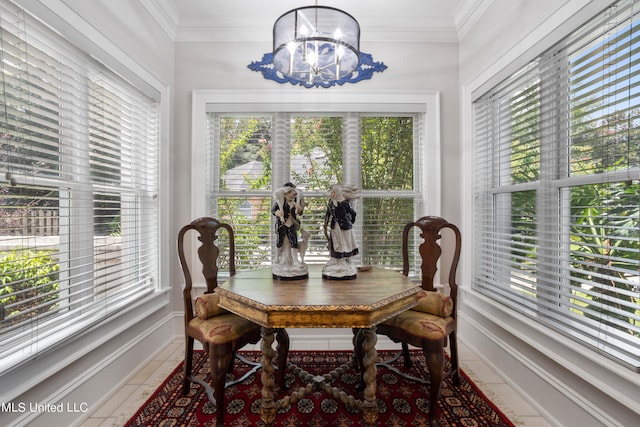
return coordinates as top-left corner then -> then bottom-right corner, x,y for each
308,49 -> 317,68
336,45 -> 345,61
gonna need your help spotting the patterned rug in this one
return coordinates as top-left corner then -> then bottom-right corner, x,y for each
125,350 -> 515,426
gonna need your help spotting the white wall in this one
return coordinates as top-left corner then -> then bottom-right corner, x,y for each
458,1 -> 640,426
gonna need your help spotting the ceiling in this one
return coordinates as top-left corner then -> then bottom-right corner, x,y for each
146,0 -> 489,43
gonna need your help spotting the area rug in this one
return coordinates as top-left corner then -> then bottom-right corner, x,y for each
125,350 -> 515,426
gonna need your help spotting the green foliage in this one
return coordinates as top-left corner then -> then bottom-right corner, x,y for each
360,117 -> 416,268
569,182 -> 640,336
218,196 -> 272,268
109,215 -> 122,237
509,84 -> 540,184
290,116 -> 343,189
0,250 -> 60,324
508,190 -> 537,264
361,117 -> 414,190
567,110 -> 640,337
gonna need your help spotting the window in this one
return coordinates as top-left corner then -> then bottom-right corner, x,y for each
0,2 -> 159,370
207,111 -> 426,273
473,0 -> 640,369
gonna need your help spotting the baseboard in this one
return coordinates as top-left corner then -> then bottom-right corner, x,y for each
242,327 -> 402,352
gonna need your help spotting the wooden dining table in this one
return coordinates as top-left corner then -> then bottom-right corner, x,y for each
214,264 -> 420,426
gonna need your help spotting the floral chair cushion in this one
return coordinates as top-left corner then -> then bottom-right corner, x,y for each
195,293 -> 229,319
382,309 -> 453,340
187,313 -> 260,345
411,289 -> 453,318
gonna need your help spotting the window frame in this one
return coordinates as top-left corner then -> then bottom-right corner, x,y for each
190,90 -> 441,282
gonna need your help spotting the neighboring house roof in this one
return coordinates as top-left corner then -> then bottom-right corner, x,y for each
222,148 -> 328,191
222,159 -> 263,191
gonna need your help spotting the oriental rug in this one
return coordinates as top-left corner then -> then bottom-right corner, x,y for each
125,350 -> 515,427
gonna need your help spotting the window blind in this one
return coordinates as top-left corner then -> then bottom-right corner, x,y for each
208,113 -> 421,273
0,2 -> 159,368
473,0 -> 640,369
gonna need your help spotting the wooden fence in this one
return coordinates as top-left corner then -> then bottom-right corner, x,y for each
0,209 -> 59,236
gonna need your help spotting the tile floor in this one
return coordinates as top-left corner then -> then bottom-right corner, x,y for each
79,337 -> 552,427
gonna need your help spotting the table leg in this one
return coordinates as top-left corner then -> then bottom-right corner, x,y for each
360,326 -> 378,426
260,327 -> 276,426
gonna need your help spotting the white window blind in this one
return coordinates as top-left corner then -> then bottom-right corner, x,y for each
473,0 -> 640,369
0,2 -> 159,369
208,113 -> 423,272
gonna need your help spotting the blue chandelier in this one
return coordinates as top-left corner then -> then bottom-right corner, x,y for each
248,6 -> 386,88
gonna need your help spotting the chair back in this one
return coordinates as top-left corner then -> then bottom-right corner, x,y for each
402,216 -> 461,304
177,217 -> 236,321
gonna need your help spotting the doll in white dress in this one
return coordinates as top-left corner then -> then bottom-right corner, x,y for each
272,182 -> 309,279
322,184 -> 360,280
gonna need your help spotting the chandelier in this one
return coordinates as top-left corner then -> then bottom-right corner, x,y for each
273,6 -> 360,84
248,5 -> 386,88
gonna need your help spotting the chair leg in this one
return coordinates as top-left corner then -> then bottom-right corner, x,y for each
448,330 -> 460,385
182,336 -> 195,395
275,328 -> 290,388
422,342 -> 445,427
210,343 -> 234,427
401,342 -> 412,367
227,351 -> 236,374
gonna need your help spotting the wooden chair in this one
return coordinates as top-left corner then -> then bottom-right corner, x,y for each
356,216 -> 461,427
177,217 -> 289,427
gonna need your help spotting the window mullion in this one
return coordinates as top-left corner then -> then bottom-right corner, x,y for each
63,70 -> 96,311
341,113 -> 360,265
343,112 -> 361,187
537,51 -> 568,315
210,114 -> 221,200
272,112 -> 290,189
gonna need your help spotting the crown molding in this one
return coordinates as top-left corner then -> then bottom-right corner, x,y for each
453,0 -> 494,41
174,27 -> 460,44
145,0 -> 478,43
140,0 -> 178,40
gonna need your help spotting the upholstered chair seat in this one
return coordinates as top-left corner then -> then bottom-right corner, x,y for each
382,290 -> 454,340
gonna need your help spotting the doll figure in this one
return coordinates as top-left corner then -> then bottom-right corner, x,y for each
322,184 -> 360,280
272,182 -> 309,279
